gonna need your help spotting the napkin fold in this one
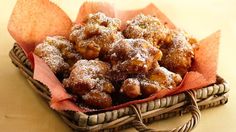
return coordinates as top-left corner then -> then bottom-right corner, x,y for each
8,0 -> 72,54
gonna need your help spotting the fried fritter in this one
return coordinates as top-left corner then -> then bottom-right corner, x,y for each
34,43 -> 69,76
120,78 -> 141,98
139,79 -> 161,96
120,66 -> 182,98
70,12 -> 123,60
160,30 -> 197,76
63,60 -> 111,94
146,66 -> 182,89
70,24 -> 123,60
44,36 -> 81,65
140,66 -> 182,96
123,14 -> 169,47
109,39 -> 162,81
96,79 -> 115,94
63,60 -> 115,108
82,89 -> 112,108
86,12 -> 121,30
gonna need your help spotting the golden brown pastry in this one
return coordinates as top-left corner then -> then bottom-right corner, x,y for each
63,60 -> 115,108
82,89 -> 112,109
96,79 -> 115,94
44,36 -> 81,65
145,66 -> 182,89
109,39 -> 162,80
85,12 -> 121,30
34,43 -> 69,76
120,78 -> 141,98
70,24 -> 123,60
160,30 -> 197,76
123,14 -> 169,47
120,66 -> 182,98
139,79 -> 161,96
70,12 -> 123,60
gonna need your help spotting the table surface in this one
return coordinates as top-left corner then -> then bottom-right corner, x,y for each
0,0 -> 236,132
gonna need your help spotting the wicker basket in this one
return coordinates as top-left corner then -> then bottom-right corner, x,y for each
9,43 -> 229,132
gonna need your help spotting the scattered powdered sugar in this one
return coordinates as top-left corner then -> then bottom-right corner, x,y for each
124,14 -> 168,46
73,60 -> 108,74
45,36 -> 73,48
109,38 -> 161,74
152,67 -> 182,89
35,43 -> 62,56
87,12 -> 121,30
34,43 -> 69,74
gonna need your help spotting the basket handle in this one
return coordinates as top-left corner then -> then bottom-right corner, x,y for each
131,91 -> 201,132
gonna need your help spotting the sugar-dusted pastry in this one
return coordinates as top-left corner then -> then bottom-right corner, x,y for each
120,66 -> 182,98
44,36 -> 81,65
145,66 -> 182,90
63,60 -> 115,108
34,43 -> 69,77
86,12 -> 121,30
70,12 -> 123,60
160,30 -> 197,76
109,39 -> 162,81
82,89 -> 112,108
123,14 -> 169,47
120,78 -> 141,98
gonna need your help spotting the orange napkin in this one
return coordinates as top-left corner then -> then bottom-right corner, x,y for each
8,0 -> 72,54
8,0 -> 220,112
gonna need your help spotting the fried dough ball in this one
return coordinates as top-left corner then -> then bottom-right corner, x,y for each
160,30 -> 196,76
63,60 -> 111,94
96,79 -> 115,94
44,36 -> 81,65
120,66 -> 182,98
63,60 -> 115,108
86,12 -> 121,30
123,14 -> 169,47
140,65 -> 182,97
120,78 -> 141,98
70,24 -> 123,60
109,39 -> 162,79
82,90 -> 112,108
139,79 -> 161,96
70,13 -> 123,60
34,43 -> 69,76
147,66 -> 182,89
69,24 -> 81,43
164,29 -> 198,45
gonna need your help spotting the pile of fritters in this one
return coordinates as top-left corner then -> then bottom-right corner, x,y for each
34,12 -> 197,109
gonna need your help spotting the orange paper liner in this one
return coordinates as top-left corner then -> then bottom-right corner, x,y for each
8,0 -> 72,54
8,0 -> 219,113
